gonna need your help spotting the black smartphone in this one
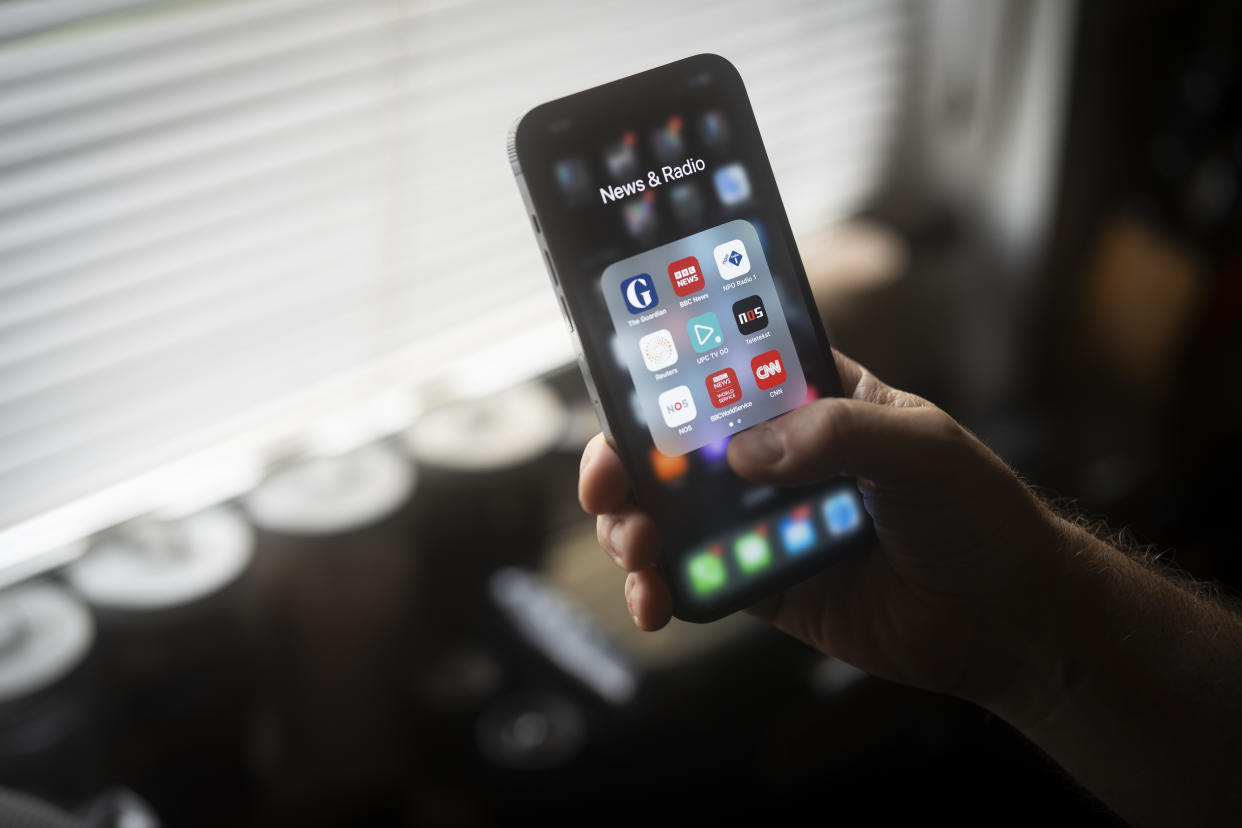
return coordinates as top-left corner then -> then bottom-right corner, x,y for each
509,54 -> 876,622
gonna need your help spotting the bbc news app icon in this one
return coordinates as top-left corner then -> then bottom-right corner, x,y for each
639,329 -> 678,371
621,274 -> 659,314
732,294 -> 768,335
686,311 -> 723,353
667,255 -> 704,296
687,546 -> 726,595
713,238 -> 750,279
823,491 -> 862,536
733,528 -> 772,574
780,505 -> 817,555
713,162 -> 751,206
751,349 -> 786,390
658,384 -> 696,428
705,367 -> 742,408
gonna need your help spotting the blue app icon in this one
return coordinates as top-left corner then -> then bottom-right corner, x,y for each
823,491 -> 862,536
780,505 -> 817,555
621,274 -> 658,314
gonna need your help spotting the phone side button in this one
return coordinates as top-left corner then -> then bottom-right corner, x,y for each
558,294 -> 573,333
542,248 -> 558,287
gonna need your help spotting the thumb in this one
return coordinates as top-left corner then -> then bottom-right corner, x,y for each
727,397 -> 955,486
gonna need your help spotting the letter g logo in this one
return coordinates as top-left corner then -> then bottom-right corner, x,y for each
621,274 -> 658,314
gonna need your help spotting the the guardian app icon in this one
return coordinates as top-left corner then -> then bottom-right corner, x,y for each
621,273 -> 659,314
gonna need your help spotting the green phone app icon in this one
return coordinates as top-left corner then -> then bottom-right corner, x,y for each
686,311 -> 724,353
687,547 -> 727,595
734,530 -> 772,574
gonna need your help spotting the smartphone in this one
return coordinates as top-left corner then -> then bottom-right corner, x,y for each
509,54 -> 875,622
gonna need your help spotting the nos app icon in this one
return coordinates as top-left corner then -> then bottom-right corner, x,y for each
621,274 -> 658,313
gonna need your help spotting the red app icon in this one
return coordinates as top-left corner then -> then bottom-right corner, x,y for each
667,255 -> 704,296
751,349 -> 787,390
705,367 -> 742,408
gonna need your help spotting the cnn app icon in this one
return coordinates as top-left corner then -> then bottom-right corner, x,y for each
750,349 -> 786,390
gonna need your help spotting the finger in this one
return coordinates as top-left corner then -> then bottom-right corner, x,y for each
728,397 -> 957,486
579,432 -> 631,515
596,508 -> 661,572
830,348 -> 866,398
625,568 -> 673,631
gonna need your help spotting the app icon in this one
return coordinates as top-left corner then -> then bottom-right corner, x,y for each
667,255 -> 704,296
734,528 -> 772,574
668,182 -> 704,222
713,238 -> 750,279
658,384 -> 696,428
780,505 -> 817,555
623,191 -> 657,239
751,349 -> 786,390
639,329 -> 678,371
705,367 -> 742,408
732,294 -> 768,335
686,311 -> 723,353
651,115 -> 685,162
698,110 -> 730,147
823,491 -> 862,536
604,130 -> 639,180
713,162 -> 751,206
650,447 -> 688,482
621,274 -> 658,314
554,156 -> 591,203
687,546 -> 726,595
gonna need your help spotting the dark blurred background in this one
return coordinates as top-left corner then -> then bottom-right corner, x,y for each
1,1 -> 1239,825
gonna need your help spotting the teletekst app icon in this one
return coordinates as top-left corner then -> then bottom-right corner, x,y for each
658,385 -> 697,428
713,238 -> 750,279
751,349 -> 786,390
667,255 -> 704,296
732,294 -> 767,334
621,274 -> 658,313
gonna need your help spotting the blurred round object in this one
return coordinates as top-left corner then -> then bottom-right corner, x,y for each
801,219 -> 908,302
0,582 -> 102,803
65,507 -> 258,824
246,442 -> 416,817
475,691 -> 586,771
404,382 -> 565,472
0,582 -> 93,705
245,443 -> 415,535
65,507 -> 252,611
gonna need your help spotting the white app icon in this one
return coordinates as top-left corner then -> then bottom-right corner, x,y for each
713,239 -> 750,279
638,328 -> 678,371
658,385 -> 697,428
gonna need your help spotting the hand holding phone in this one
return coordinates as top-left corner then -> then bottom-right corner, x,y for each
510,55 -> 875,620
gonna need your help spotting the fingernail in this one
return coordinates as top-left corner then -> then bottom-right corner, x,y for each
733,425 -> 783,466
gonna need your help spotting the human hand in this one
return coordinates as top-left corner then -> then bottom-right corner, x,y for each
579,349 -> 1070,708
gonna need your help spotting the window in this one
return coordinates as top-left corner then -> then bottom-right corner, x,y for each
0,0 -> 912,577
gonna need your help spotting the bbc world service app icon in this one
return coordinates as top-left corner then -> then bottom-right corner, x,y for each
713,239 -> 750,279
621,273 -> 659,313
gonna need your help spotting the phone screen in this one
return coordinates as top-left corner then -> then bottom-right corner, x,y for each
514,55 -> 874,619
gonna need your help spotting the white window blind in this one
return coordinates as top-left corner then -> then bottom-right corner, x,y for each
0,0 -> 911,577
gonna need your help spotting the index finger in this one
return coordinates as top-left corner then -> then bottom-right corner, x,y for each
578,432 -> 632,515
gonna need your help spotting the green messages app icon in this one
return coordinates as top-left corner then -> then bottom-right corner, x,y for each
686,311 -> 723,353
734,530 -> 772,574
687,548 -> 727,595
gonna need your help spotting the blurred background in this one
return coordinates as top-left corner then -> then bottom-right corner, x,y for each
1,0 -> 1239,825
